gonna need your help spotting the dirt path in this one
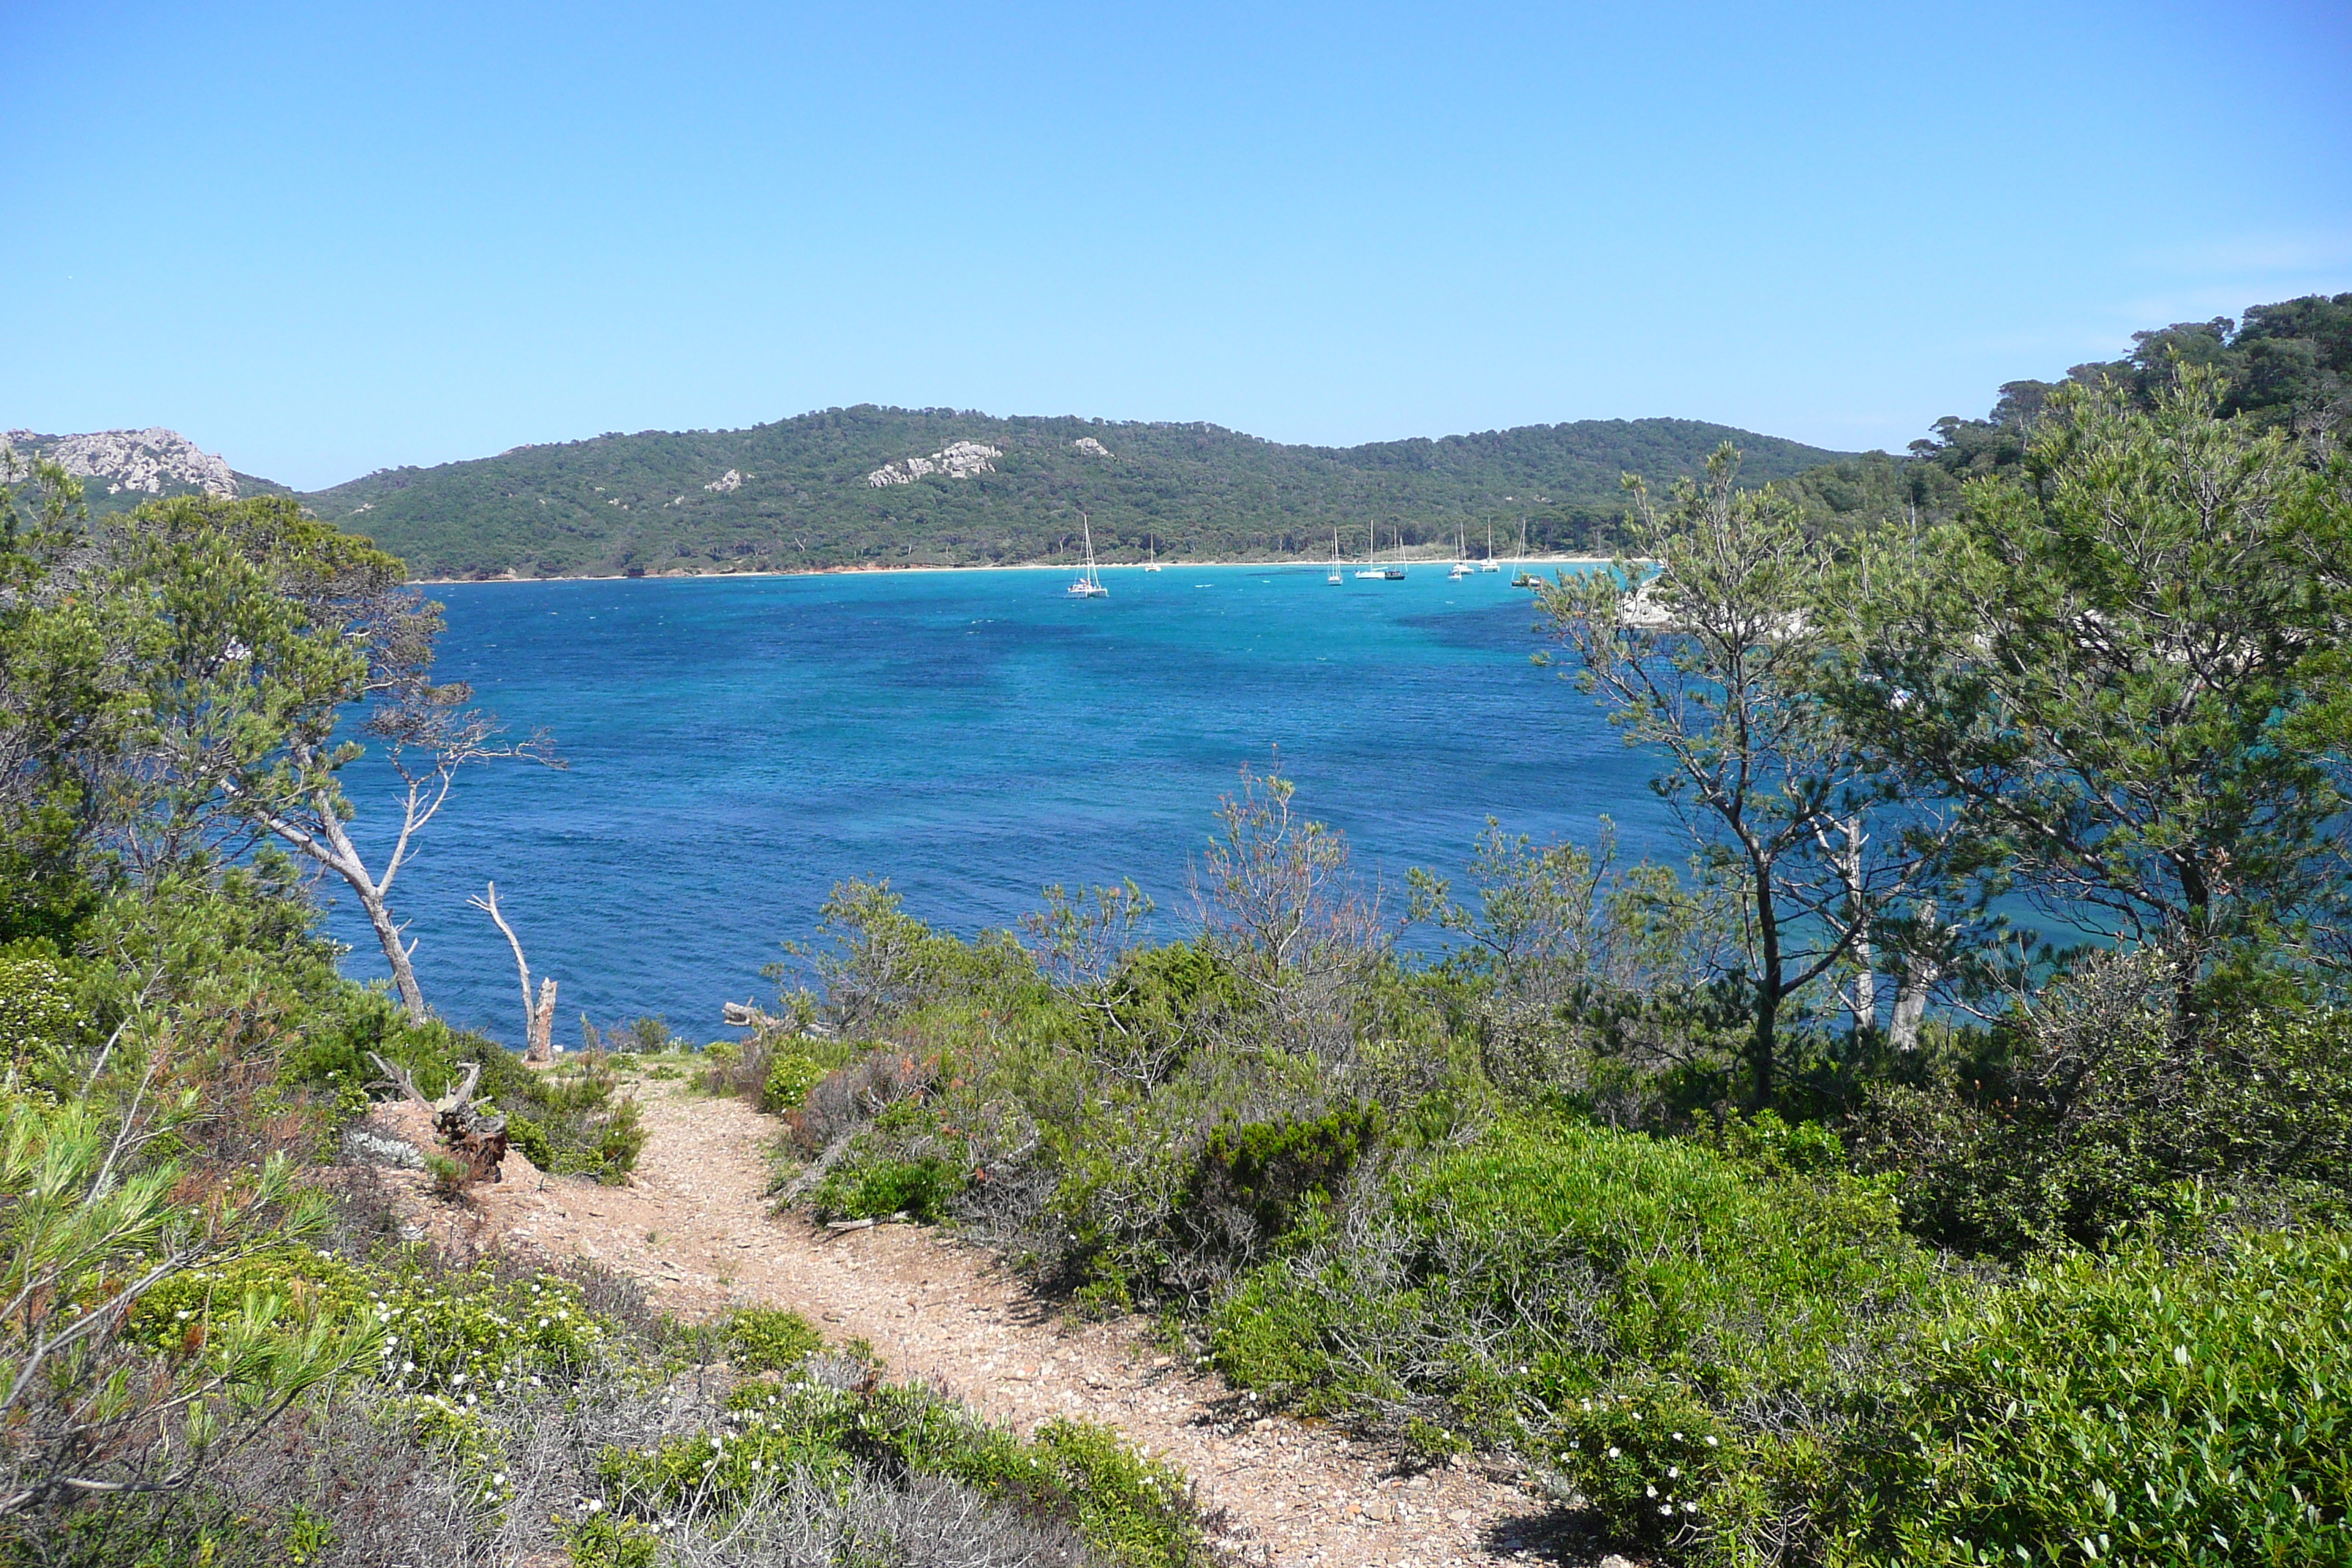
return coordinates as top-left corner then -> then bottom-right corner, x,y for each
424,1077 -> 1585,1568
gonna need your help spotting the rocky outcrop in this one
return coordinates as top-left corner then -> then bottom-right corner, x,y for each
866,441 -> 1001,487
703,469 -> 744,492
1073,437 -> 1112,459
1,427 -> 237,497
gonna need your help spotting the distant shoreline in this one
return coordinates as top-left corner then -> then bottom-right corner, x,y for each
408,554 -> 1616,587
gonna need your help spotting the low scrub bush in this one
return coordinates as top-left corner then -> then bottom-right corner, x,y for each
1179,1102 -> 1384,1262
1212,1114 -> 1937,1556
762,1049 -> 826,1114
603,1371 -> 1208,1568
724,1306 -> 825,1373
1836,1226 -> 2352,1566
1852,971 -> 2352,1257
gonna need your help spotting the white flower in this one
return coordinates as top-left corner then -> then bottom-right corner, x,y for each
1669,1467 -> 1680,1479
1646,1485 -> 1657,1498
1704,1436 -> 1719,1447
1660,1505 -> 1674,1516
1607,1447 -> 1621,1459
587,1499 -> 605,1514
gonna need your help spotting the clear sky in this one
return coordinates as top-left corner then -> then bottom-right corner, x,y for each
5,1 -> 2347,491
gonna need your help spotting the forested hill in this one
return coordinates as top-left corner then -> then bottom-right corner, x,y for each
302,410 -> 1852,578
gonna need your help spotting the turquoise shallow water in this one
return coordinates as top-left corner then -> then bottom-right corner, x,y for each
325,563 -> 1677,1043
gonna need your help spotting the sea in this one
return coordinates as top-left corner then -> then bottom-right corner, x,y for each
323,563 -> 1679,1046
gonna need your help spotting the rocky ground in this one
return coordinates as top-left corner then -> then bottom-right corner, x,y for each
358,1073 -> 1627,1568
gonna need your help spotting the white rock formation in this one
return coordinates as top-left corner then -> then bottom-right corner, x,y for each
1073,437 -> 1112,458
866,440 -> 1002,487
1,428 -> 237,497
704,470 -> 743,492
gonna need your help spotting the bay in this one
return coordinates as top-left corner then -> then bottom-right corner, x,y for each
324,563 -> 1678,1044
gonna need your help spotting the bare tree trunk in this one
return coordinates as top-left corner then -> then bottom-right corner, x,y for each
317,804 -> 427,1022
469,882 -> 558,1061
1839,817 -> 1874,1037
530,976 -> 557,1063
1891,900 -> 1938,1052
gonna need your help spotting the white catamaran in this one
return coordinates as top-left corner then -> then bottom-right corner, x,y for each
1067,513 -> 1109,598
1327,528 -> 1343,584
1354,521 -> 1386,580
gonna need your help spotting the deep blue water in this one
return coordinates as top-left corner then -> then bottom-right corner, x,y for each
325,564 -> 1678,1045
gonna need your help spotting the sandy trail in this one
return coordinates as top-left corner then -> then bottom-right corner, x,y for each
410,1076 -> 1583,1568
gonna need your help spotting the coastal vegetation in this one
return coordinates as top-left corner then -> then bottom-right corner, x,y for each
0,456 -> 1213,1565
0,294 -> 2345,1566
725,342 -> 2352,1564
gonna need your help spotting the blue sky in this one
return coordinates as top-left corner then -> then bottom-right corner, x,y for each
4,0 -> 2347,490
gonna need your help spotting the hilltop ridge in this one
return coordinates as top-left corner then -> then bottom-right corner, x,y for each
303,407 -> 1853,578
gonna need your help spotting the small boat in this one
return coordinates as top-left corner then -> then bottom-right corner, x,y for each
1450,524 -> 1472,577
1354,521 -> 1386,579
1381,525 -> 1407,578
1145,532 -> 1162,572
1510,519 -> 1539,586
1326,528 -> 1343,584
1067,513 -> 1109,598
1481,524 -> 1501,571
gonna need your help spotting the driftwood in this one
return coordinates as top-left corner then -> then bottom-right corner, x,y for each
722,1000 -> 778,1031
367,1052 -> 510,1185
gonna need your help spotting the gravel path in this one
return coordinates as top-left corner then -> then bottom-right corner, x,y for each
399,1077 -> 1591,1568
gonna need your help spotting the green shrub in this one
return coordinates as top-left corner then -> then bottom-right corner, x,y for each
505,1113 -> 555,1170
599,1377 -> 1206,1567
813,1151 -> 964,1223
562,1514 -> 658,1568
1182,1102 -> 1383,1248
725,1306 -> 823,1373
1851,988 -> 2352,1259
1033,1417 -> 1204,1568
761,1050 -> 825,1114
135,1251 -> 608,1400
1213,1114 -> 1934,1553
0,951 -> 78,1087
1836,1226 -> 2352,1567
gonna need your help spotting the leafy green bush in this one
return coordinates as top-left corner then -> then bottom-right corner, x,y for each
1213,1114 -> 1934,1553
761,1049 -> 825,1114
505,1113 -> 555,1170
135,1250 -> 608,1399
0,950 -> 78,1088
1839,1226 -> 2352,1566
725,1306 -> 824,1373
813,1151 -> 965,1223
1184,1103 -> 1384,1242
1853,995 -> 2352,1257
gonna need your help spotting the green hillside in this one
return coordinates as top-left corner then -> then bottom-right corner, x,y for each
302,408 -> 1852,578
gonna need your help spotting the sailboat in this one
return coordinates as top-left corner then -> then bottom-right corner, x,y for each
1354,521 -> 1385,580
1145,532 -> 1162,572
1449,522 -> 1473,578
1066,513 -> 1109,598
1327,528 -> 1343,584
1481,524 -> 1501,571
1511,518 -> 1540,588
1380,525 -> 1406,579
